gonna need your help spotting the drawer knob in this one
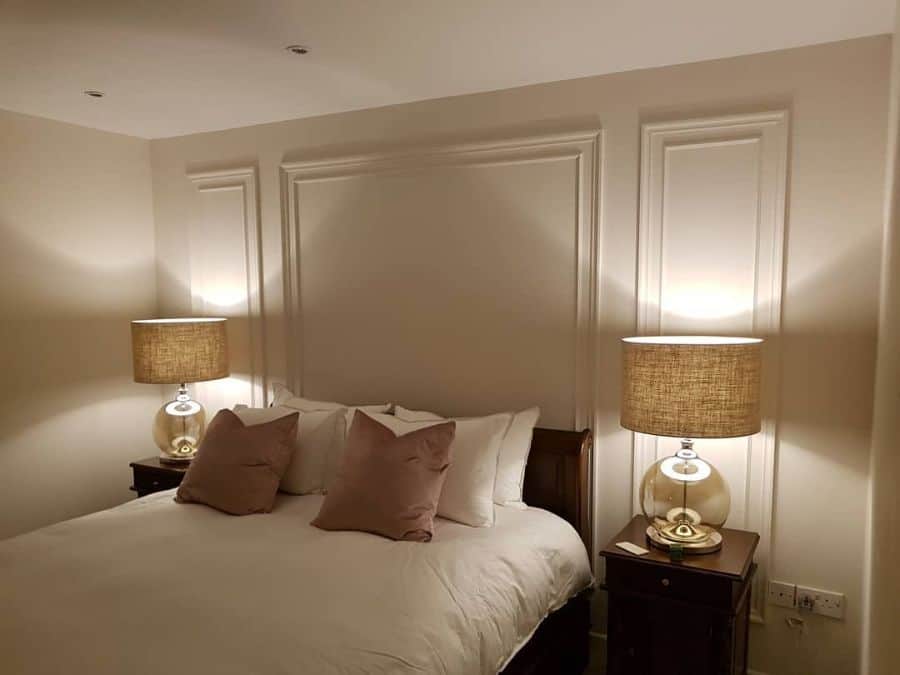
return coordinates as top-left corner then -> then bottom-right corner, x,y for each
661,578 -> 670,587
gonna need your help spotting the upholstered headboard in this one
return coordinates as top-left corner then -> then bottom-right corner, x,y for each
522,427 -> 593,558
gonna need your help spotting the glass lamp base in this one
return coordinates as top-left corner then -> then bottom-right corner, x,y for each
646,525 -> 723,554
639,440 -> 730,556
152,385 -> 206,464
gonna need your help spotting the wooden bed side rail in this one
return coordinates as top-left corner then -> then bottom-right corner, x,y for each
522,427 -> 593,559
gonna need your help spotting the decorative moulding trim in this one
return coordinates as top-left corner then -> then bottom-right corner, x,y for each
281,130 -> 603,176
634,111 -> 788,623
280,130 -> 602,430
187,166 -> 266,406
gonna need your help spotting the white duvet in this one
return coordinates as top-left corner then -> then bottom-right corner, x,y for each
0,491 -> 592,675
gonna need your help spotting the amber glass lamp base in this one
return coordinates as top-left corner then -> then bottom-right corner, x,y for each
152,385 -> 206,464
640,439 -> 730,556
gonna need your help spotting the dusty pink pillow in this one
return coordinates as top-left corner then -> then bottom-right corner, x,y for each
312,411 -> 455,541
175,408 -> 299,515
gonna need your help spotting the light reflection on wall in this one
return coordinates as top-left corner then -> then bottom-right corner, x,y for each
643,282 -> 762,531
190,284 -> 257,411
662,283 -> 753,324
192,286 -> 248,311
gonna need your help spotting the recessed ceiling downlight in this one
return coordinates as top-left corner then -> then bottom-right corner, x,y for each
83,90 -> 105,98
285,44 -> 309,55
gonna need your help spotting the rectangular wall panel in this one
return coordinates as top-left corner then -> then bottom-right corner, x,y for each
281,132 -> 603,552
635,112 -> 788,620
187,167 -> 265,411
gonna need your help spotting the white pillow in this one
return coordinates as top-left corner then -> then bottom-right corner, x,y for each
367,411 -> 510,527
270,387 -> 392,490
233,404 -> 345,495
394,405 -> 540,508
271,386 -> 391,432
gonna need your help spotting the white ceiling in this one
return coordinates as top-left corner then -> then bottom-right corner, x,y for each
0,0 -> 894,139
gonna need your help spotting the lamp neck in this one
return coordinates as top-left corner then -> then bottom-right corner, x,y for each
175,384 -> 191,402
677,438 -> 696,460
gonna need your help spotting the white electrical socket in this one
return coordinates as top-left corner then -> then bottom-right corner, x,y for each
768,580 -> 797,608
796,586 -> 845,620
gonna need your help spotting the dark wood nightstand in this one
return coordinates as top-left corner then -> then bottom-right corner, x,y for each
129,457 -> 189,497
600,516 -> 759,675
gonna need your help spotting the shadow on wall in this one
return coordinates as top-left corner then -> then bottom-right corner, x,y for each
0,217 -> 158,539
0,218 -> 158,437
776,228 -> 881,475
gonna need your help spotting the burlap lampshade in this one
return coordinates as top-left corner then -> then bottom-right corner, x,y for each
621,336 -> 762,439
131,318 -> 229,384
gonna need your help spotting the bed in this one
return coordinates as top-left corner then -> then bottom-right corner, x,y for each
0,428 -> 594,675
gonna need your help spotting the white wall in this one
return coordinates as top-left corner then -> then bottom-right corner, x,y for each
150,37 -> 890,674
865,4 -> 900,673
0,109 -> 159,539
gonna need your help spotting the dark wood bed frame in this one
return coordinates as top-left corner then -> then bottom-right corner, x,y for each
500,427 -> 594,675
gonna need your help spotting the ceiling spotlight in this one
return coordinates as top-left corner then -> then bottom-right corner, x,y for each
285,45 -> 309,55
83,90 -> 105,98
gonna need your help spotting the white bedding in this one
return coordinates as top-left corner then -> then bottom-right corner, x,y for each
0,491 -> 592,675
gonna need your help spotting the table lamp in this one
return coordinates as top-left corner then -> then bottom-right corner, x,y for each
621,336 -> 762,553
131,318 -> 229,464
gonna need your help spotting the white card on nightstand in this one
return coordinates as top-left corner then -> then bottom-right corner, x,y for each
616,541 -> 649,556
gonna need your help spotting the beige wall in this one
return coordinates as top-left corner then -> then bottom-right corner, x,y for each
865,4 -> 900,673
150,37 -> 890,674
0,109 -> 159,539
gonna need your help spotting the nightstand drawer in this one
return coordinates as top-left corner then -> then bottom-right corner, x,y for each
130,457 -> 189,497
606,557 -> 738,610
133,472 -> 182,495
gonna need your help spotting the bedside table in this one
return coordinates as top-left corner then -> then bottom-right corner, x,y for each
600,516 -> 759,675
129,457 -> 189,498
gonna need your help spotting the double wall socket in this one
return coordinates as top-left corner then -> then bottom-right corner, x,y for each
797,585 -> 845,619
767,580 -> 845,620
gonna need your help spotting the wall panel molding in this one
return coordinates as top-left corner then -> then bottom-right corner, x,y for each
634,112 -> 788,621
280,130 -> 603,433
187,166 -> 266,406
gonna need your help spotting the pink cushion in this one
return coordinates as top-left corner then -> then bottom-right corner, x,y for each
175,408 -> 299,515
312,411 -> 455,541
